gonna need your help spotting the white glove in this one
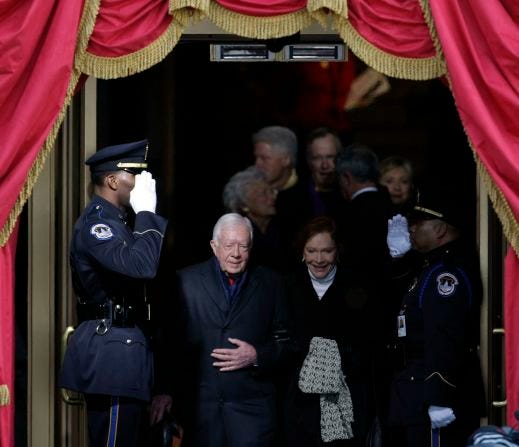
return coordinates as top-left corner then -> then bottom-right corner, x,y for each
428,405 -> 456,429
130,170 -> 156,214
387,214 -> 411,258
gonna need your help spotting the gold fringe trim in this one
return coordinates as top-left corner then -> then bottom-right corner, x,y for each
74,0 -> 101,60
0,385 -> 9,407
307,0 -> 347,28
198,2 -> 314,40
0,70 -> 81,247
417,0 -> 447,74
172,0 -> 346,36
437,65 -> 519,255
169,0 -> 210,27
476,149 -> 519,257
334,17 -> 446,80
77,19 -> 184,79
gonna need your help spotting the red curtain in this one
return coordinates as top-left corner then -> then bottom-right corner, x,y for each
0,1 -> 84,443
347,0 -> 436,58
216,0 -> 306,16
427,0 -> 519,422
0,0 -> 84,244
86,0 -> 172,57
0,224 -> 19,447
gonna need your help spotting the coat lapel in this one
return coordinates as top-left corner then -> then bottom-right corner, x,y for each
225,267 -> 259,325
200,260 -> 229,316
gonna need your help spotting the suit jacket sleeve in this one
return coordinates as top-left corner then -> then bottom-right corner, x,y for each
254,271 -> 291,372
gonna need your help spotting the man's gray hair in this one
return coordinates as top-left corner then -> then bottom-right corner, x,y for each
252,125 -> 298,165
222,166 -> 266,212
336,144 -> 380,183
212,213 -> 254,244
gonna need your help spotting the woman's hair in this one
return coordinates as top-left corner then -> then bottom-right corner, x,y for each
222,166 -> 266,212
296,216 -> 339,255
379,156 -> 414,181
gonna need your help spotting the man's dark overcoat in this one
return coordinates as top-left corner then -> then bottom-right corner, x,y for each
156,258 -> 290,447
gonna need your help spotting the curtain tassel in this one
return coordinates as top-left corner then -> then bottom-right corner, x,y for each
0,384 -> 10,406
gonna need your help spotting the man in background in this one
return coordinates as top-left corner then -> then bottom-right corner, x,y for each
304,127 -> 344,219
253,125 -> 307,261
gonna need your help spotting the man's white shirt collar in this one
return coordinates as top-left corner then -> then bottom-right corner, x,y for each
351,186 -> 378,200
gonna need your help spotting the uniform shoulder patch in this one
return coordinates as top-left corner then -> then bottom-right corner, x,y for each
436,272 -> 459,296
90,223 -> 114,240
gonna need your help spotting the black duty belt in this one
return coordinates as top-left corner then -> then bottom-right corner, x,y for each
77,301 -> 148,328
387,342 -> 479,370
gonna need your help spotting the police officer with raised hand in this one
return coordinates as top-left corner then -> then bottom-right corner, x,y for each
386,187 -> 485,447
59,140 -> 168,447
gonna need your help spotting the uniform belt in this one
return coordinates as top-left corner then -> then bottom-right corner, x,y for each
387,343 -> 478,370
77,301 -> 146,327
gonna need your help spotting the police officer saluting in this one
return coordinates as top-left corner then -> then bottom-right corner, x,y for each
59,140 -> 168,446
386,187 -> 485,447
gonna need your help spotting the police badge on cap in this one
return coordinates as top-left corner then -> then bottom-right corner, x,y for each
86,139 -> 149,175
408,184 -> 464,229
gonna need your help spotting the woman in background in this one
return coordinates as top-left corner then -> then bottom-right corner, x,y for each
222,166 -> 288,271
284,216 -> 374,447
379,156 -> 415,215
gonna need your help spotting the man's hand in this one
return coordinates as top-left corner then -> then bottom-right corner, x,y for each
211,338 -> 257,371
149,394 -> 172,425
428,405 -> 456,429
130,170 -> 157,214
344,67 -> 391,111
387,214 -> 411,258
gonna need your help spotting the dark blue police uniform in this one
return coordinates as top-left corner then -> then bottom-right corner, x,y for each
388,239 -> 485,446
59,140 -> 168,446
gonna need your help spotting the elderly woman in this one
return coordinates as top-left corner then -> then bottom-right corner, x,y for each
379,156 -> 415,215
283,216 -> 374,447
222,166 -> 287,271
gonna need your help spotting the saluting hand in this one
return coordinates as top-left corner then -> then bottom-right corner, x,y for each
387,214 -> 411,258
130,170 -> 157,214
211,338 -> 257,371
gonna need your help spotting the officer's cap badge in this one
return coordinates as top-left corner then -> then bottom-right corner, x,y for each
436,272 -> 459,296
90,223 -> 114,240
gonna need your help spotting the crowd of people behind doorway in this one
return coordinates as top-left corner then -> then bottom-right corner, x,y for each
59,130 -> 485,447
149,125 -> 485,447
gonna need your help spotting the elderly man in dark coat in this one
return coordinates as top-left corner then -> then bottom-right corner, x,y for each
151,213 -> 290,447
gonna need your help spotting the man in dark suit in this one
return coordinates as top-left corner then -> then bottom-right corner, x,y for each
59,140 -> 168,446
335,144 -> 392,275
335,144 -> 393,443
151,213 -> 290,447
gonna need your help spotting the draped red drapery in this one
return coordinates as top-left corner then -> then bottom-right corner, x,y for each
427,0 -> 519,422
0,2 -> 84,444
1,0 -> 519,442
0,225 -> 19,447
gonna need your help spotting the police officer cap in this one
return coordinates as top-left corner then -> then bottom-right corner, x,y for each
86,139 -> 149,175
409,185 -> 464,229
